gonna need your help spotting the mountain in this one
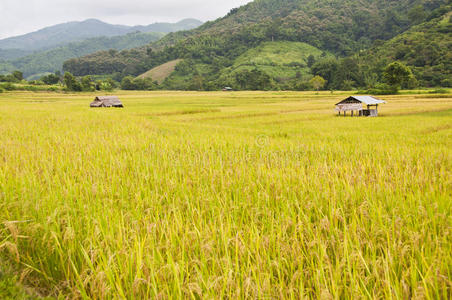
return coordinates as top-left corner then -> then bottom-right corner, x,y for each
132,19 -> 204,34
0,18 -> 203,53
0,32 -> 164,79
0,19 -> 131,52
62,0 -> 451,90
0,49 -> 32,61
0,18 -> 203,78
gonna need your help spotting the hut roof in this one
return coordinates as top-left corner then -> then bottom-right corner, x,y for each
336,96 -> 386,105
90,96 -> 123,108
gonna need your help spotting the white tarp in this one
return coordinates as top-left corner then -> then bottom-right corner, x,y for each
336,103 -> 363,112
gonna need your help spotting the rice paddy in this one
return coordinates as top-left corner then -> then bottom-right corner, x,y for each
0,91 -> 451,299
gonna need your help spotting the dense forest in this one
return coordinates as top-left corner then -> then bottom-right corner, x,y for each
62,0 -> 452,90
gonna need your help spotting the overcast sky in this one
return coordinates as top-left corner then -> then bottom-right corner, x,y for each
0,0 -> 252,39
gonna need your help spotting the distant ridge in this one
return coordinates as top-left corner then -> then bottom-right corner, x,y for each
0,18 -> 203,78
133,19 -> 205,34
0,18 -> 203,52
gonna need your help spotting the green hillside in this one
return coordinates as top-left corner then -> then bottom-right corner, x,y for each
0,32 -> 164,78
362,6 -> 452,87
63,0 -> 451,90
0,60 -> 14,75
221,41 -> 329,81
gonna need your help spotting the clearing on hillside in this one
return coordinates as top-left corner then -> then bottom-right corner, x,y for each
220,41 -> 330,81
138,59 -> 182,83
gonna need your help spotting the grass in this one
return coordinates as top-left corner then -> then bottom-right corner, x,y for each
0,90 -> 451,298
221,41 -> 330,80
138,59 -> 183,84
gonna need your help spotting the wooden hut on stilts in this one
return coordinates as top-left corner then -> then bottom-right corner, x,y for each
335,96 -> 386,117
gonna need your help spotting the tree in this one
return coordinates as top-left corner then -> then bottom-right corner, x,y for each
41,73 -> 60,85
120,76 -> 156,91
121,76 -> 136,90
96,78 -> 116,91
307,55 -> 316,68
63,72 -> 82,91
189,75 -> 204,90
12,71 -> 23,81
311,58 -> 339,89
235,69 -> 272,90
81,76 -> 95,91
408,5 -> 426,25
383,62 -> 415,90
310,75 -> 326,91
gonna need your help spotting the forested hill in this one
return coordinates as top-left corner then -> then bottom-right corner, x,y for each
0,32 -> 164,79
360,5 -> 452,87
63,0 -> 451,90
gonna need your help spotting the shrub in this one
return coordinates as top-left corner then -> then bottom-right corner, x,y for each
428,89 -> 450,94
383,61 -> 415,91
121,76 -> 157,90
41,73 -> 60,85
0,83 -> 16,91
361,83 -> 398,95
23,85 -> 39,92
440,78 -> 452,88
47,87 -> 60,92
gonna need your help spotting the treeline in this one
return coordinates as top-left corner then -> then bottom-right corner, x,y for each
0,70 -> 118,93
0,71 -> 24,83
0,70 -> 61,92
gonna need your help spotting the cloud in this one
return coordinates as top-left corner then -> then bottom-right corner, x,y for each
0,0 -> 251,39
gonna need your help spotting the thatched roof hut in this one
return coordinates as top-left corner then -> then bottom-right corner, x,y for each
90,96 -> 123,108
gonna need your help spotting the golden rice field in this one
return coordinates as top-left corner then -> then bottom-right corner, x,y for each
0,91 -> 451,299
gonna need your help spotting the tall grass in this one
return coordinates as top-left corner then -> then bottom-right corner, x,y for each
0,91 -> 451,298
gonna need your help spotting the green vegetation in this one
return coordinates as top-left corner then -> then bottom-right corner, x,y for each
40,73 -> 61,85
0,32 -> 164,79
0,90 -> 450,298
0,274 -> 33,300
234,69 -> 273,91
0,71 -> 23,83
220,41 -> 327,81
383,62 -> 416,92
63,0 -> 451,91
62,72 -> 116,92
0,70 -> 117,92
121,76 -> 157,91
309,75 -> 327,91
362,6 -> 452,87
